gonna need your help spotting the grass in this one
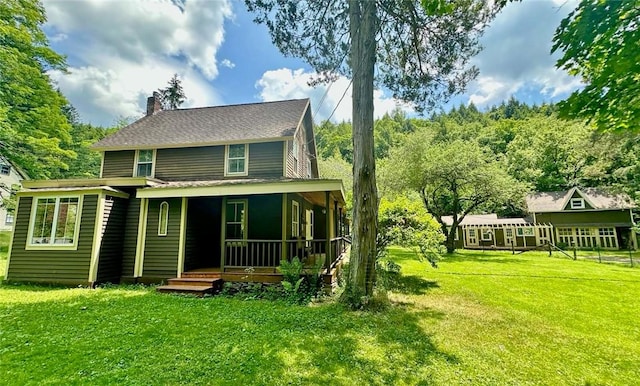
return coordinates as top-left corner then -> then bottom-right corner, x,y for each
1,248 -> 639,385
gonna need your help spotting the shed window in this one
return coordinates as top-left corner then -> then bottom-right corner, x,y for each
0,164 -> 10,175
29,197 -> 80,246
570,198 -> 585,209
226,144 -> 248,176
481,228 -> 493,241
5,212 -> 14,225
517,227 -> 535,236
135,149 -> 154,177
226,200 -> 246,239
158,201 -> 169,236
292,201 -> 300,237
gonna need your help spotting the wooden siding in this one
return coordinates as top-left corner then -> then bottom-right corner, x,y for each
155,146 -> 224,181
248,142 -> 284,178
102,150 -> 135,178
536,210 -> 632,226
142,198 -> 182,279
96,196 -> 127,283
120,198 -> 140,278
7,195 -> 98,284
285,108 -> 315,178
153,142 -> 284,181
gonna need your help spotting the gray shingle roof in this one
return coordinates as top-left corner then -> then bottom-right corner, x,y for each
92,98 -> 310,150
526,187 -> 636,212
442,214 -> 529,226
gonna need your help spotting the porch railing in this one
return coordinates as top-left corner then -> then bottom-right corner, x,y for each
223,238 -> 351,271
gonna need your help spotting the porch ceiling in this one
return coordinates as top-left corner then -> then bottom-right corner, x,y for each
135,178 -> 346,205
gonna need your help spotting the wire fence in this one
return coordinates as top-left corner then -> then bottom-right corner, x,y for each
546,242 -> 637,267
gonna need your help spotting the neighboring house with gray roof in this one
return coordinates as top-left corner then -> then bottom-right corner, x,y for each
442,187 -> 636,251
526,187 -> 636,250
5,96 -> 348,293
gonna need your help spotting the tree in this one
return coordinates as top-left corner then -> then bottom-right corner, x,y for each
246,0 -> 501,304
386,131 -> 523,253
0,0 -> 75,178
158,73 -> 186,110
552,0 -> 640,132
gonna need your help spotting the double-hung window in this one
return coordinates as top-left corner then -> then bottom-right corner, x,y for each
29,197 -> 81,247
226,200 -> 247,239
135,149 -> 154,177
292,141 -> 299,175
5,212 -> 14,225
226,144 -> 248,176
0,164 -> 10,175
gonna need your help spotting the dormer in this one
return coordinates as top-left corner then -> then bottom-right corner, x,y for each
562,188 -> 594,211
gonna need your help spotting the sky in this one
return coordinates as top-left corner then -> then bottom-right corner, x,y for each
42,0 -> 582,127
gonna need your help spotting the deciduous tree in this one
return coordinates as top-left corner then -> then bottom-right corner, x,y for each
552,0 -> 640,132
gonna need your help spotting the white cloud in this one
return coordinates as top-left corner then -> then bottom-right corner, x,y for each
466,0 -> 582,107
256,68 -> 412,122
42,0 -> 232,126
220,59 -> 235,69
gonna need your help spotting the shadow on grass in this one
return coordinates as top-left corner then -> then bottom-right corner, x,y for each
0,285 -> 457,385
380,272 -> 440,295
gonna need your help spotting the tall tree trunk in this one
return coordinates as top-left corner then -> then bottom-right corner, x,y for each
346,0 -> 378,302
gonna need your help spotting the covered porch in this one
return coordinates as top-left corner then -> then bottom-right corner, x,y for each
135,179 -> 349,286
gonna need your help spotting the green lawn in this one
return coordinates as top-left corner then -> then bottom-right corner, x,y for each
1,248 -> 639,385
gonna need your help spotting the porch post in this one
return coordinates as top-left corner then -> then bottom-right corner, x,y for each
177,197 -> 188,278
325,191 -> 331,272
631,227 -> 638,250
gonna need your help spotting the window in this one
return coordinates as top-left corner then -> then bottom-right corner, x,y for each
5,212 -> 14,225
558,228 -> 573,236
226,144 -> 248,176
292,140 -> 299,175
481,228 -> 493,241
306,209 -> 314,240
578,228 -> 592,236
29,197 -> 80,246
158,201 -> 169,236
570,198 -> 585,209
306,158 -> 312,178
292,201 -> 300,237
135,149 -> 154,177
517,227 -> 535,236
505,228 -> 514,238
0,164 -> 10,175
599,228 -> 615,236
225,200 -> 246,239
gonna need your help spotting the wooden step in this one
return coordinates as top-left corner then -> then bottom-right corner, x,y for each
167,277 -> 221,286
156,278 -> 223,296
181,271 -> 222,279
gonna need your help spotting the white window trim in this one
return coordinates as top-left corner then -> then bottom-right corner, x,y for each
133,149 -> 156,178
306,158 -> 312,178
224,144 -> 249,176
225,199 -> 248,240
570,198 -> 585,209
481,228 -> 493,241
0,164 -> 10,175
292,200 -> 300,238
158,201 -> 169,236
26,195 -> 83,250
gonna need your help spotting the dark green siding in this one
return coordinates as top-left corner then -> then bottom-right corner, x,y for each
120,198 -> 140,279
246,194 -> 282,240
248,142 -> 284,178
536,210 -> 632,226
96,196 -> 127,283
142,198 -> 182,279
155,146 -> 224,181
102,150 -> 135,178
154,142 -> 284,181
7,195 -> 98,284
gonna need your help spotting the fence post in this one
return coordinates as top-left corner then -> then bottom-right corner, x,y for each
573,246 -> 577,261
511,239 -> 515,255
548,242 -> 552,257
630,244 -> 634,267
597,246 -> 601,263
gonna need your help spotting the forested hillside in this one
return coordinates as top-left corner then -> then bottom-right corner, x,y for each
317,98 -> 640,208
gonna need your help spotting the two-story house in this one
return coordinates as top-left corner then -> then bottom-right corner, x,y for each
4,97 -> 348,290
0,156 -> 27,231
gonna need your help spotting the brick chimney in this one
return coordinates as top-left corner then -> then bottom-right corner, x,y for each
146,92 -> 163,116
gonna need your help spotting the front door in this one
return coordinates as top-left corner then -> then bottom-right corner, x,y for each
466,228 -> 478,247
